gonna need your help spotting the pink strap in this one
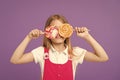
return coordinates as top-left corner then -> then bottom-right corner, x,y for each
44,48 -> 49,59
44,48 -> 49,53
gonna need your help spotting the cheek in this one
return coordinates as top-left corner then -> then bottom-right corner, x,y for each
51,38 -> 66,43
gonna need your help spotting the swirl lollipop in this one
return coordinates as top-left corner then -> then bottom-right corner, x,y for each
45,26 -> 58,39
58,23 -> 73,38
44,24 -> 89,39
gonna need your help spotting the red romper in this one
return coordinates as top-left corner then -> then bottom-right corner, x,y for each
43,48 -> 73,80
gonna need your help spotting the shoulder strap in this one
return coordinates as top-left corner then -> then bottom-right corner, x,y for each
44,48 -> 49,59
44,47 -> 49,53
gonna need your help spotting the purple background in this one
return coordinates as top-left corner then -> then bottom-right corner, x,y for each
0,0 -> 120,80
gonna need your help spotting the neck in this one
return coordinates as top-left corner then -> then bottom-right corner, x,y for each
52,43 -> 66,52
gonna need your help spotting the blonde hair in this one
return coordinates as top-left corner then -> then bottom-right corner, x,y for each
43,14 -> 74,57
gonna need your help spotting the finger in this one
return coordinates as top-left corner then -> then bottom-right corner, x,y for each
82,27 -> 90,32
76,27 -> 82,33
75,27 -> 80,33
81,27 -> 85,32
32,29 -> 39,37
32,30 -> 37,36
39,30 -> 44,35
75,27 -> 90,33
79,27 -> 87,32
74,27 -> 78,33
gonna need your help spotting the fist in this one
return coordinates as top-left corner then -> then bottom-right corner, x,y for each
28,29 -> 44,39
75,27 -> 90,38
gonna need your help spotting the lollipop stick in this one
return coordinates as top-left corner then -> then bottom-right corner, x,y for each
72,28 -> 90,32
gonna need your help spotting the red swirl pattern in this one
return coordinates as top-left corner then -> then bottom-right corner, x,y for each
45,26 -> 58,39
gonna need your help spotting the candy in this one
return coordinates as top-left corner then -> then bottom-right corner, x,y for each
45,26 -> 58,39
58,23 -> 73,38
45,24 -> 73,39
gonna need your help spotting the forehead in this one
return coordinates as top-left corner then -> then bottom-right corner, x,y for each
50,20 -> 63,27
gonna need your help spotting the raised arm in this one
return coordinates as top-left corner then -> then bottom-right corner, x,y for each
10,29 -> 44,64
75,27 -> 109,62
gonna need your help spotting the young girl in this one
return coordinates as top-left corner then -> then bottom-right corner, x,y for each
10,14 -> 109,80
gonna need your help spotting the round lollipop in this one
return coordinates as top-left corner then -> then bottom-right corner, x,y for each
45,26 -> 58,39
58,23 -> 73,38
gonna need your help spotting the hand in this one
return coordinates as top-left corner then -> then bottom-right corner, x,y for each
75,27 -> 90,39
28,29 -> 44,39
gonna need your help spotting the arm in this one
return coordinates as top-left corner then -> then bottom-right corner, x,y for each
75,27 -> 109,62
10,29 -> 44,64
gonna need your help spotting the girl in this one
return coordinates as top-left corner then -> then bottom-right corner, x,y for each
10,14 -> 109,80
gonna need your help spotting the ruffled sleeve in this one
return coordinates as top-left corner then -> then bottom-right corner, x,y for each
31,46 -> 44,64
73,47 -> 87,64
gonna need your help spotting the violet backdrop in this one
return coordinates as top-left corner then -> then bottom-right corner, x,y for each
0,0 -> 120,80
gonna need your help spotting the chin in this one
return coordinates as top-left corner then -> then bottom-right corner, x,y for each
51,38 -> 65,44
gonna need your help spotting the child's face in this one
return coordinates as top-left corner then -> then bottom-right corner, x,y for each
50,20 -> 66,44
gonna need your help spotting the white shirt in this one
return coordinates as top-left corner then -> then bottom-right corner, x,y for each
31,46 -> 86,78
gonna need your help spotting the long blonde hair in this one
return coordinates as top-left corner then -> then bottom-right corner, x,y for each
43,14 -> 74,57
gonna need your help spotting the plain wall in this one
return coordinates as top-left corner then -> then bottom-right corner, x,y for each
0,0 -> 120,80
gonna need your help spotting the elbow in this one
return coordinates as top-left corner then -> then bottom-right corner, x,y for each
10,58 -> 18,64
103,58 -> 109,62
100,56 -> 109,62
103,54 -> 109,62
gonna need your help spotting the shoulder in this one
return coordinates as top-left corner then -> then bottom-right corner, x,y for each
31,46 -> 45,63
73,46 -> 87,56
31,46 -> 44,54
72,46 -> 87,64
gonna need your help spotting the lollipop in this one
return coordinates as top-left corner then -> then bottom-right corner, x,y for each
45,26 -> 58,39
58,23 -> 73,38
45,24 -> 73,39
